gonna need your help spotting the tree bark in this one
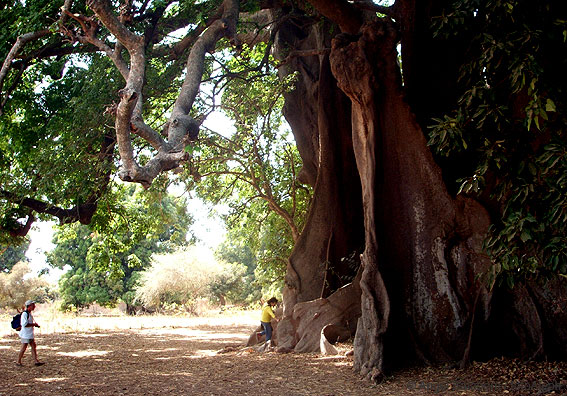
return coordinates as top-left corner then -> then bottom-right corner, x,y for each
329,19 -> 493,374
270,12 -> 366,353
274,14 -> 365,312
276,269 -> 362,353
270,0 -> 567,379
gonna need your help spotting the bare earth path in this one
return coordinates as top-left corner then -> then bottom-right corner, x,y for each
0,313 -> 565,395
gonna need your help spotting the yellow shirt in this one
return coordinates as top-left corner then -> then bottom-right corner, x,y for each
261,305 -> 276,322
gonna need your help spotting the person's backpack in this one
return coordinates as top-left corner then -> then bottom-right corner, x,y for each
11,313 -> 22,331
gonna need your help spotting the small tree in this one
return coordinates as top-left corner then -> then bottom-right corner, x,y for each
0,261 -> 49,309
213,242 -> 261,304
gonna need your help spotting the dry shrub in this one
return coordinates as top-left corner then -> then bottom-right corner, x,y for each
135,247 -> 224,312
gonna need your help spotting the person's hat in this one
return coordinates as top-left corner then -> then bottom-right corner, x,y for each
25,300 -> 35,306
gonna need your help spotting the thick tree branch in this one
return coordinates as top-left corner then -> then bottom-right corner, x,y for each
306,0 -> 364,35
87,0 -> 143,49
0,30 -> 50,100
87,0 -> 150,184
92,0 -> 241,187
171,0 -> 239,118
0,133 -> 115,235
0,191 -> 98,226
351,0 -> 398,18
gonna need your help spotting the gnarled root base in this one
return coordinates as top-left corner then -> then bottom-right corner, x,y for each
276,271 -> 362,353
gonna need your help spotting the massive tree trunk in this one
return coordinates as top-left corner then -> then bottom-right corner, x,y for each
275,2 -> 567,380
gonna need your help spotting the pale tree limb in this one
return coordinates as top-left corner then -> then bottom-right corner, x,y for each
0,30 -> 50,115
87,0 -> 155,185
88,0 -> 241,187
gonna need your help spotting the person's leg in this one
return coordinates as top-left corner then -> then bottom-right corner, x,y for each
265,322 -> 273,342
260,322 -> 268,336
17,341 -> 28,364
29,339 -> 40,363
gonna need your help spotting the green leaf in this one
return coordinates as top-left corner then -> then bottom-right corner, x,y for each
545,98 -> 556,112
520,231 -> 531,242
506,274 -> 515,289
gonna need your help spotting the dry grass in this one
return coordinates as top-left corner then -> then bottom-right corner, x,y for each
1,304 -> 258,337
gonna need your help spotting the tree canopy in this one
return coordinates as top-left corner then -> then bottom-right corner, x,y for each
427,0 -> 567,286
0,261 -> 50,309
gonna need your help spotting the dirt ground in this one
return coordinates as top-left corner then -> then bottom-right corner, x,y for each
1,314 -> 566,396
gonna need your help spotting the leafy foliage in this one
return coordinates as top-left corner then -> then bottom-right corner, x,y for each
0,239 -> 30,272
47,184 -> 193,311
0,51 -> 119,237
183,44 -> 310,293
428,0 -> 567,286
212,242 -> 261,304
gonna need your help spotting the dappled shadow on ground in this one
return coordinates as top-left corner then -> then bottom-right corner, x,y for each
1,321 -> 566,396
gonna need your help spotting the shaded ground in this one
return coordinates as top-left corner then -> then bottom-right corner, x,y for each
0,316 -> 566,395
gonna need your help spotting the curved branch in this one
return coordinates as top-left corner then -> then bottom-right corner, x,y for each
0,30 -> 50,96
171,0 -> 239,118
63,9 -> 130,79
351,1 -> 398,18
87,0 -> 143,49
0,190 -> 97,226
112,0 -> 240,187
306,0 -> 364,35
87,0 -> 149,183
1,212 -> 35,238
0,133 -> 115,235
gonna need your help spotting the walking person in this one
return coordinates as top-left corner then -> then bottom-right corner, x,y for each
258,297 -> 278,344
17,300 -> 44,366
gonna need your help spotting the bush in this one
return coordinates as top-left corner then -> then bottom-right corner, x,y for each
135,247 -> 224,312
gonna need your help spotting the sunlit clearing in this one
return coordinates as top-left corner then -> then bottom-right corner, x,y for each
188,349 -> 217,357
141,328 -> 247,341
36,377 -> 68,383
80,334 -> 112,338
146,348 -> 179,353
57,349 -> 110,357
